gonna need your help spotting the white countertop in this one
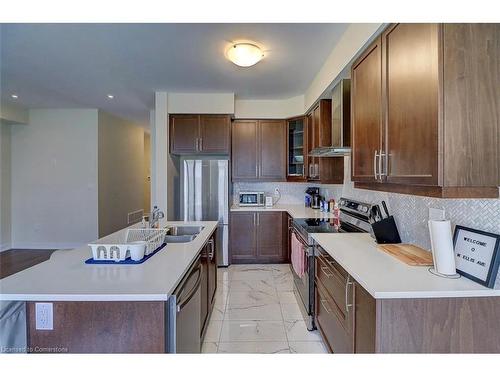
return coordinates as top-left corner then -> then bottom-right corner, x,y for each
231,203 -> 334,219
0,220 -> 218,302
311,233 -> 500,299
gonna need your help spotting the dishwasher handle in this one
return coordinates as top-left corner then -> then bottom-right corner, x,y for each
176,266 -> 202,312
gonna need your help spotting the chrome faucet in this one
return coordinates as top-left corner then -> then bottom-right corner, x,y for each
149,206 -> 165,228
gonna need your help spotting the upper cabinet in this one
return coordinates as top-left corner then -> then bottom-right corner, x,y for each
351,23 -> 500,198
287,116 -> 307,181
307,99 -> 344,184
170,114 -> 231,155
232,119 -> 286,182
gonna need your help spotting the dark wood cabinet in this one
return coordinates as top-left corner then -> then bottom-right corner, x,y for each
207,235 -> 217,310
307,99 -> 344,184
351,37 -> 383,183
170,114 -> 230,155
232,120 -> 286,182
351,23 -> 499,198
230,211 -> 286,264
287,116 -> 307,181
200,234 -> 217,340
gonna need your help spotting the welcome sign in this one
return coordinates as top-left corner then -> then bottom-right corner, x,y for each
453,225 -> 500,288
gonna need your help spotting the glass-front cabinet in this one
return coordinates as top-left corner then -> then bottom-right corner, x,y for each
287,116 -> 307,181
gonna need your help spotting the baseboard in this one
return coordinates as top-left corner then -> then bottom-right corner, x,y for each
8,242 -> 84,250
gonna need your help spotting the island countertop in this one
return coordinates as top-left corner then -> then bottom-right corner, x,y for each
0,220 -> 218,302
311,233 -> 500,299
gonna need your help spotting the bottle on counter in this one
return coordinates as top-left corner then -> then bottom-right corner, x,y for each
305,195 -> 311,208
333,201 -> 340,218
329,199 -> 335,213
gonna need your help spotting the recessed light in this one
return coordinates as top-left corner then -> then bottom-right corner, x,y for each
226,43 -> 264,67
107,94 -> 114,99
11,94 -> 18,99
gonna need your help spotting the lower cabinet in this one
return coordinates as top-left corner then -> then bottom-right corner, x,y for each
200,234 -> 217,341
230,211 -> 287,264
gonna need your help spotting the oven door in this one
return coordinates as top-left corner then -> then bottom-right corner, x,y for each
290,226 -> 315,330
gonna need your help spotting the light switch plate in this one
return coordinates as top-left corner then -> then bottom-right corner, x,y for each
35,302 -> 53,330
429,207 -> 446,221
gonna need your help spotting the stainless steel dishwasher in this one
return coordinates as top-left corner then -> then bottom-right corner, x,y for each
167,255 -> 202,353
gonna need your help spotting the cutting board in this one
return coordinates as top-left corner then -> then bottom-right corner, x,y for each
377,244 -> 433,266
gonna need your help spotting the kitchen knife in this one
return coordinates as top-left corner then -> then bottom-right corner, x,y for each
381,201 -> 390,218
375,205 -> 383,221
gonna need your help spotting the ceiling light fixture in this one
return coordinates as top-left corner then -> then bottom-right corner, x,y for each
107,94 -> 114,99
11,94 -> 18,99
226,43 -> 264,67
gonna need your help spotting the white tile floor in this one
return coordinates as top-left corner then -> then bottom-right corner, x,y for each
201,264 -> 328,354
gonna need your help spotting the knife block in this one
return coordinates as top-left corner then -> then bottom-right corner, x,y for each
371,216 -> 402,244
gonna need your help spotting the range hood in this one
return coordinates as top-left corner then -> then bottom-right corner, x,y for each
309,79 -> 351,157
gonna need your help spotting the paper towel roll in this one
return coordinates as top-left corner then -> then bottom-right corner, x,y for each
428,220 -> 457,276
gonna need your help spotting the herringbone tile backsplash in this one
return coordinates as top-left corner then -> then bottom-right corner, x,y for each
232,156 -> 500,288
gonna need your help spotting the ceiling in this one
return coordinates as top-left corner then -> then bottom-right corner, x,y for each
0,23 -> 349,125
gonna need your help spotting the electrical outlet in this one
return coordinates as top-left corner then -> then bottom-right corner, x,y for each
35,302 -> 53,330
429,207 -> 446,221
274,188 -> 280,195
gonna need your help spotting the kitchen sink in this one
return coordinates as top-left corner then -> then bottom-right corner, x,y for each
167,225 -> 204,236
164,234 -> 197,243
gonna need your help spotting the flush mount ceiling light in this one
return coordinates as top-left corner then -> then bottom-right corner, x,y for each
11,94 -> 18,99
226,43 -> 264,67
107,94 -> 114,99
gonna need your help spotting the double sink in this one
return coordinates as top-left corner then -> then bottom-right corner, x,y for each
163,225 -> 204,243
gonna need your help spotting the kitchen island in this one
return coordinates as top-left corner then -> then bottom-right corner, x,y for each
311,233 -> 500,353
0,220 -> 218,353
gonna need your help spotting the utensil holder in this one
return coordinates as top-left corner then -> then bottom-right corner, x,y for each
371,216 -> 402,244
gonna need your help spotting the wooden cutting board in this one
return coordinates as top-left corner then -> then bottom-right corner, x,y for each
377,244 -> 433,266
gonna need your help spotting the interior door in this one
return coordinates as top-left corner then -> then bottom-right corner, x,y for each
351,37 -> 383,182
231,120 -> 259,180
258,120 -> 286,181
382,23 -> 440,185
170,115 -> 200,154
199,115 -> 230,154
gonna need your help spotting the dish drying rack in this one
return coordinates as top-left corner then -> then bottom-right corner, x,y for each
88,228 -> 168,262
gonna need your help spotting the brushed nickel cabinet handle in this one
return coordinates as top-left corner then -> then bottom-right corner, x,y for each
373,150 -> 379,180
345,275 -> 353,313
199,138 -> 203,151
320,299 -> 332,314
321,266 -> 333,278
379,149 -> 385,179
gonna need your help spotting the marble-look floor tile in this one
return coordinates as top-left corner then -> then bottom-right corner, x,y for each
225,303 -> 283,321
210,304 -> 225,321
228,290 -> 278,305
284,320 -> 322,342
289,341 -> 328,354
203,320 -> 223,342
217,341 -> 290,354
278,291 -> 297,304
220,320 -> 287,342
280,303 -> 304,320
228,279 -> 276,293
229,270 -> 274,281
271,264 -> 292,277
274,274 -> 295,291
201,341 -> 218,353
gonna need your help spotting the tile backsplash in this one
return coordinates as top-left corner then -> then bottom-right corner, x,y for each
232,156 -> 500,287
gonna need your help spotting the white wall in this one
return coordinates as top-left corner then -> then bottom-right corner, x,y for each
98,111 -> 144,237
234,95 -> 304,119
167,93 -> 234,114
10,109 -> 99,249
0,122 -> 12,250
304,23 -> 383,110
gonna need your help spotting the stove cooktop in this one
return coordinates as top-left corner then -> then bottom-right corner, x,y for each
294,218 -> 340,234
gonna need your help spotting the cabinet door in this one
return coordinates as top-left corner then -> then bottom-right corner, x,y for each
306,113 -> 317,180
207,236 -> 217,307
170,115 -> 200,154
287,117 -> 307,181
200,243 -> 209,336
229,212 -> 257,263
231,121 -> 259,181
256,212 -> 285,263
258,120 -> 286,181
351,38 -> 383,182
382,23 -> 439,185
199,115 -> 230,154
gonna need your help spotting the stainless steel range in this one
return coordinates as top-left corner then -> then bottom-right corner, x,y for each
290,198 -> 373,330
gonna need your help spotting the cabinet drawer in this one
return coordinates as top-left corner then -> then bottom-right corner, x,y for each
315,250 -> 349,321
315,278 -> 353,353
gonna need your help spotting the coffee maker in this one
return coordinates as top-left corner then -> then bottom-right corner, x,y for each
305,187 -> 321,209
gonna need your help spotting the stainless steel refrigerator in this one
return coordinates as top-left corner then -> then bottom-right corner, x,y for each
181,159 -> 229,266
